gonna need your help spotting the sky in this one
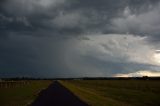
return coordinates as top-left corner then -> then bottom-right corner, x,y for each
0,0 -> 160,78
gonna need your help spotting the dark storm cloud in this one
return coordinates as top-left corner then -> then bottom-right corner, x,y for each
1,0 -> 160,37
0,34 -> 37,77
0,32 -> 70,78
0,0 -> 160,77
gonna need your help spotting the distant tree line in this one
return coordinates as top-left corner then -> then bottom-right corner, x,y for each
1,76 -> 160,81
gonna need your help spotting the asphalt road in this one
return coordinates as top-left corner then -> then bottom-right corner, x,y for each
31,81 -> 89,106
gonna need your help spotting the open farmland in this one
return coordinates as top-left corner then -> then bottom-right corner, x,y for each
0,80 -> 52,106
61,80 -> 160,106
1,79 -> 160,106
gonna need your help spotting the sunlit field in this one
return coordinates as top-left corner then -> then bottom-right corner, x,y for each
61,80 -> 160,106
0,80 -> 52,106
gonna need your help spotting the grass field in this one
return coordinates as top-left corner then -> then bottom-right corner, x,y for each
61,80 -> 160,106
0,80 -> 52,106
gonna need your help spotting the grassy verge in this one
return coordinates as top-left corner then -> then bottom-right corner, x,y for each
0,80 -> 52,106
60,80 -> 160,106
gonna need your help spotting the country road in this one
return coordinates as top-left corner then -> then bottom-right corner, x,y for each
31,81 -> 89,106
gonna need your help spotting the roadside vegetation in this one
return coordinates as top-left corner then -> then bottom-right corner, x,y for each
61,80 -> 160,106
0,80 -> 52,106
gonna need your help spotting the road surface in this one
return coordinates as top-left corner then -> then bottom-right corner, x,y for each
31,81 -> 89,106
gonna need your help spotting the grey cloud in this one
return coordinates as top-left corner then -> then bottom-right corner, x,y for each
0,0 -> 126,35
2,0 -> 67,16
0,14 -> 13,23
1,0 -> 160,77
53,11 -> 89,28
2,0 -> 160,37
110,2 -> 160,38
62,34 -> 160,77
